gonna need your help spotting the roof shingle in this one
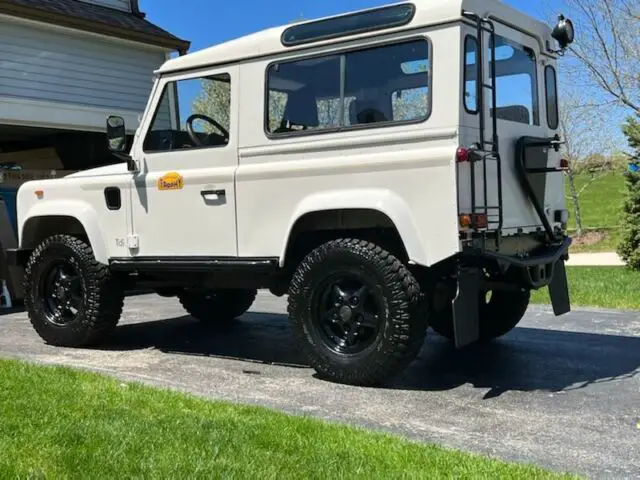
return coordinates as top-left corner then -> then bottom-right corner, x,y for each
0,0 -> 190,52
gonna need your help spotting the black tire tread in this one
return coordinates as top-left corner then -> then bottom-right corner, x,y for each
288,238 -> 427,386
178,289 -> 257,323
24,234 -> 124,347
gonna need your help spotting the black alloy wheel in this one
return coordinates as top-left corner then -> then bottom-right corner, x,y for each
288,238 -> 428,386
24,235 -> 125,347
312,272 -> 385,356
40,258 -> 85,326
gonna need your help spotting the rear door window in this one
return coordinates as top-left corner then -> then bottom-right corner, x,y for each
490,35 -> 540,126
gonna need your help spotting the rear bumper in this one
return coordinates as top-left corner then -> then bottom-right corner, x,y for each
462,235 -> 571,290
453,236 -> 572,348
478,236 -> 571,268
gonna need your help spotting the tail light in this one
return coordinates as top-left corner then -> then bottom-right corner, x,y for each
473,214 -> 489,229
459,214 -> 488,229
560,158 -> 570,170
456,147 -> 471,163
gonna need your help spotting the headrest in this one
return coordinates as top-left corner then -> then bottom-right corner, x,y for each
284,90 -> 319,128
349,99 -> 389,125
493,105 -> 531,125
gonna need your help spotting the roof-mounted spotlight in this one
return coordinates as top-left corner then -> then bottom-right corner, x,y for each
551,15 -> 575,54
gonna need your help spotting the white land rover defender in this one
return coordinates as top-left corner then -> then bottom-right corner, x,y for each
9,0 -> 576,386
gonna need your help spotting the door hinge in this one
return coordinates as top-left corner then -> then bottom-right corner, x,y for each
127,235 -> 139,249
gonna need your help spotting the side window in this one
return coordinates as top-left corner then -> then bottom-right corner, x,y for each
464,36 -> 479,114
545,66 -> 559,130
266,39 -> 430,135
490,36 -> 540,126
144,73 -> 231,153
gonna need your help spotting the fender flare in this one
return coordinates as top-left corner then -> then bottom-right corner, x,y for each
20,200 -> 109,264
279,189 -> 429,267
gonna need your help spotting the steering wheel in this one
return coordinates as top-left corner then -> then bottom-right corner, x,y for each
185,114 -> 230,147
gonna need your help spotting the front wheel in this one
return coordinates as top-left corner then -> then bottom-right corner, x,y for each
430,287 -> 531,342
287,238 -> 427,386
24,235 -> 124,347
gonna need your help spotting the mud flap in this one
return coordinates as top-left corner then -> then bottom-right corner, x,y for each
548,259 -> 571,316
452,267 -> 480,348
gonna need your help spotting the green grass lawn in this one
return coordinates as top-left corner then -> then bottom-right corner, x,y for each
566,172 -> 625,253
0,359 -> 574,479
531,266 -> 640,310
566,172 -> 625,232
569,229 -> 621,253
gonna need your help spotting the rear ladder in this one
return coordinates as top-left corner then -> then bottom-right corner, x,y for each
461,13 -> 504,248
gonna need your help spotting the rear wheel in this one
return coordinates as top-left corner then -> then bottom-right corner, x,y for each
288,238 -> 427,386
178,289 -> 257,323
24,235 -> 124,347
430,285 -> 530,342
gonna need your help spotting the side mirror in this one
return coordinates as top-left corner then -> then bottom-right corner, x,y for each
106,115 -> 138,172
552,15 -> 575,51
107,115 -> 127,153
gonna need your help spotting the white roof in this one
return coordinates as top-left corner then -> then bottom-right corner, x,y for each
158,0 -> 555,74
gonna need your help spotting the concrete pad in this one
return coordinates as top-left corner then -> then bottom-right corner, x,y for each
567,252 -> 625,267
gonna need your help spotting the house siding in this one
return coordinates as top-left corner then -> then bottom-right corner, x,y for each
76,0 -> 131,12
0,17 -> 166,121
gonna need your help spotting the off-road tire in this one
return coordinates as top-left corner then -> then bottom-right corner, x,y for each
430,289 -> 531,342
178,289 -> 257,323
24,235 -> 124,347
288,238 -> 428,386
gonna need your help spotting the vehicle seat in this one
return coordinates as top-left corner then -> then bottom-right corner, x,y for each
274,90 -> 320,133
349,99 -> 389,125
493,105 -> 531,124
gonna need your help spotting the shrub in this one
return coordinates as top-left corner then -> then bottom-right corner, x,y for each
617,116 -> 640,269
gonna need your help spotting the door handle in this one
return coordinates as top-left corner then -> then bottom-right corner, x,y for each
201,189 -> 225,197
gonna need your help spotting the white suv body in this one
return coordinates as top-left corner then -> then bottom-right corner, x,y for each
10,0 -> 576,386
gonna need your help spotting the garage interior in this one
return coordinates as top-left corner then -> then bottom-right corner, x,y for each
0,125 -> 132,306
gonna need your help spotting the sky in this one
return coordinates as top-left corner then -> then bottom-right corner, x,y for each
139,0 -> 548,127
137,0 -> 626,155
140,0 -> 542,55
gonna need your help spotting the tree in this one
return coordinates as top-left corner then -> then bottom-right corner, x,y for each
616,116 -> 640,268
559,94 -> 616,235
542,0 -> 638,243
546,0 -> 639,116
191,77 -> 231,133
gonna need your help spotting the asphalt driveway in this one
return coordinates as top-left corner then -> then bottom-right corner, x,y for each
1,292 -> 638,478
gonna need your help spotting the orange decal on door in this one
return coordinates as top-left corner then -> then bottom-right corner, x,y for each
157,172 -> 184,191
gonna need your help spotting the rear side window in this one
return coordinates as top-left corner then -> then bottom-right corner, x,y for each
545,66 -> 559,130
463,36 -> 479,114
266,39 -> 431,136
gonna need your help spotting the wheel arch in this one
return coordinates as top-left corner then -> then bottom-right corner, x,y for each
279,189 -> 429,269
20,202 -> 109,263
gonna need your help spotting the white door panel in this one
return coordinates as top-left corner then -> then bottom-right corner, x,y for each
129,67 -> 239,257
482,25 -> 563,233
